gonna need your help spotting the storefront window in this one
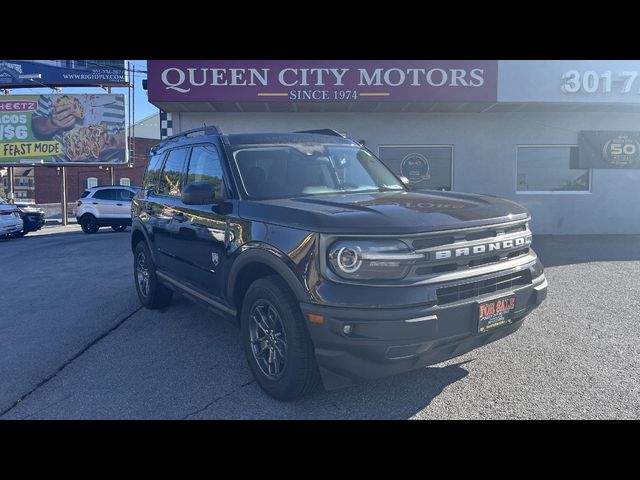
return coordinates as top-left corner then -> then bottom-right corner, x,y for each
517,146 -> 590,193
378,146 -> 453,191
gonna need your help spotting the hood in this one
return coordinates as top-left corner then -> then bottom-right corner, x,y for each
238,190 -> 529,234
15,203 -> 43,212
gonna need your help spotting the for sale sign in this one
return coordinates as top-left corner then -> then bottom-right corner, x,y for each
0,94 -> 127,165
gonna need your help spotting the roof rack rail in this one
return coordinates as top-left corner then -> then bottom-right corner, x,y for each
87,184 -> 141,189
293,129 -> 345,137
152,125 -> 225,152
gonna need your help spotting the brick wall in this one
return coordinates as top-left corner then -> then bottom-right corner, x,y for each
34,137 -> 157,204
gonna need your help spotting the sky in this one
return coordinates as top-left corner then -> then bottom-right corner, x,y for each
0,60 -> 157,123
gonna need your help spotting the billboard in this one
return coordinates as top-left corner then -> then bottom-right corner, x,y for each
147,60 -> 498,103
0,94 -> 128,165
575,131 -> 640,169
0,60 -> 129,88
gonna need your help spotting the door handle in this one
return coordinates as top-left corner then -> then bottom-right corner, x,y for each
92,202 -> 98,205
116,203 -> 123,206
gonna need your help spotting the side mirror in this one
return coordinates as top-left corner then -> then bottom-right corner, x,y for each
182,182 -> 215,205
399,176 -> 410,186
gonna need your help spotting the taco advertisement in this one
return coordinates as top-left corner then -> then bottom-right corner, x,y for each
0,94 -> 127,165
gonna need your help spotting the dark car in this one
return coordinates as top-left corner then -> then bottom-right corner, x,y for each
131,127 -> 547,400
12,203 -> 45,237
0,198 -> 44,238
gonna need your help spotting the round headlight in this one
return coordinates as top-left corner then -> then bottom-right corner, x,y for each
337,246 -> 361,273
328,240 -> 420,281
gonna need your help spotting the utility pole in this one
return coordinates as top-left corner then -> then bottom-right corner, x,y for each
60,167 -> 68,226
7,167 -> 15,203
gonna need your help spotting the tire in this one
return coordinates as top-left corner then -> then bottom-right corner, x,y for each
9,230 -> 26,238
80,215 -> 100,234
133,241 -> 173,309
241,275 -> 322,401
112,225 -> 127,232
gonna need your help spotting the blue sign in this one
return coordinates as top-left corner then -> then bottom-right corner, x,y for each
0,60 -> 128,88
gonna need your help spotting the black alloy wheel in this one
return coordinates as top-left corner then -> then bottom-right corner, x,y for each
248,300 -> 288,379
81,216 -> 99,234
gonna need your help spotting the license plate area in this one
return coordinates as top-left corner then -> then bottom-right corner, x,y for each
477,293 -> 516,334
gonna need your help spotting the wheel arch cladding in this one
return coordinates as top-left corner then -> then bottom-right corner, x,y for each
229,249 -> 310,318
131,229 -> 146,253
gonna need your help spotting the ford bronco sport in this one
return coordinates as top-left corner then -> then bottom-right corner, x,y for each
131,126 -> 548,400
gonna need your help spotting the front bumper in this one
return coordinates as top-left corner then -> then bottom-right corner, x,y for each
1,223 -> 23,235
301,273 -> 547,390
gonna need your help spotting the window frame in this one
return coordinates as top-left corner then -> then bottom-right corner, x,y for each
515,144 -> 592,195
184,142 -> 226,202
378,144 -> 455,191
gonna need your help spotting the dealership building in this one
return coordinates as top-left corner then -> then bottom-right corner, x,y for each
146,60 -> 640,235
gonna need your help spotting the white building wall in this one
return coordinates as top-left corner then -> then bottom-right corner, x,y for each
175,111 -> 640,235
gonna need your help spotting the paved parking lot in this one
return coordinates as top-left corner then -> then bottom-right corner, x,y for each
1,227 -> 639,419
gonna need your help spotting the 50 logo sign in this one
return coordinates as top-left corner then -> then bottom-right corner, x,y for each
603,136 -> 640,166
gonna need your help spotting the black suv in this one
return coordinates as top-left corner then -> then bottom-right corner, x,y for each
131,127 -> 547,400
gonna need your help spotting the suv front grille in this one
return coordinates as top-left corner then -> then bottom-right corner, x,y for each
436,270 -> 532,305
408,221 -> 532,278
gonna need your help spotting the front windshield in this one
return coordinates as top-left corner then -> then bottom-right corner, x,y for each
233,143 -> 405,199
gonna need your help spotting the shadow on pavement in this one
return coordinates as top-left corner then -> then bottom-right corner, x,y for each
5,227 -> 129,242
532,235 -> 640,267
308,359 -> 472,419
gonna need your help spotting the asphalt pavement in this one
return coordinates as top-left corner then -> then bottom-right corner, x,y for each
1,228 -> 639,419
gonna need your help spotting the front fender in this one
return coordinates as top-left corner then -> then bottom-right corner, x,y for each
131,218 -> 158,265
227,245 -> 311,304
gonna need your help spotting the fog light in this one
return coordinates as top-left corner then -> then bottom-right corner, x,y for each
343,325 -> 352,335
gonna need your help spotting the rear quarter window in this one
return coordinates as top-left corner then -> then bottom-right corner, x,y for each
81,190 -> 91,198
144,152 -> 166,188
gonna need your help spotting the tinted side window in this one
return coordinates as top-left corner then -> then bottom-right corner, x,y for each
186,145 -> 224,199
158,148 -> 188,196
144,152 -> 165,188
93,189 -> 114,200
113,189 -> 134,201
80,190 -> 90,198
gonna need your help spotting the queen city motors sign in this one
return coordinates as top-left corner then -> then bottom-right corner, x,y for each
147,60 -> 497,103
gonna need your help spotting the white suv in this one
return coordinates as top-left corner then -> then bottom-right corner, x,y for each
74,185 -> 141,234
